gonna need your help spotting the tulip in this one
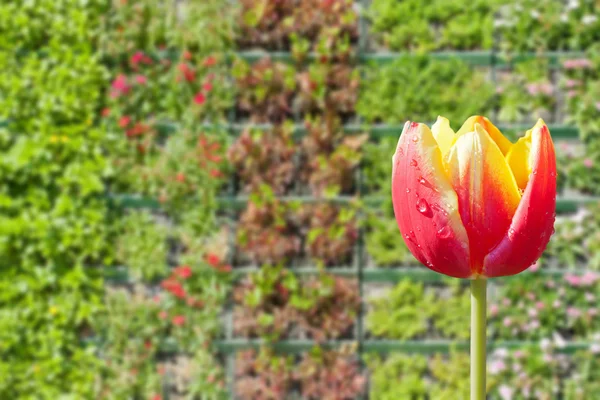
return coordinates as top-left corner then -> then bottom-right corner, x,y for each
392,116 -> 556,279
391,116 -> 556,400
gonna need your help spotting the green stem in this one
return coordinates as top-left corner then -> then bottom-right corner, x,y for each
471,278 -> 487,400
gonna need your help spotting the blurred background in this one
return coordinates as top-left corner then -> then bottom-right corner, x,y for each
1,0 -> 600,399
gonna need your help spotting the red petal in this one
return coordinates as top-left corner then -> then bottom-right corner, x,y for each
392,122 -> 472,278
483,124 -> 556,277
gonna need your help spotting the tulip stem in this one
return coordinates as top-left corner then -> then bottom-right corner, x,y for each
471,278 -> 487,400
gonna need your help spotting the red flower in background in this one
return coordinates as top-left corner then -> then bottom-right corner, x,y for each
210,169 -> 222,178
175,173 -> 186,183
161,279 -> 186,299
202,55 -> 217,67
130,51 -> 152,67
203,82 -> 213,92
111,74 -> 131,97
174,265 -> 192,279
119,115 -> 131,128
102,108 -> 111,117
205,253 -> 220,267
172,315 -> 186,326
178,63 -> 195,82
194,92 -> 206,105
125,123 -> 149,138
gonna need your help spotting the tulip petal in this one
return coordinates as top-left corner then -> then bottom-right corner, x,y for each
506,119 -> 546,191
431,116 -> 455,158
506,136 -> 531,190
456,116 -> 513,155
446,123 -> 521,275
392,121 -> 471,278
484,122 -> 556,277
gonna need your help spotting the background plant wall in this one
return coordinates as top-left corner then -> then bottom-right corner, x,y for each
1,0 -> 600,399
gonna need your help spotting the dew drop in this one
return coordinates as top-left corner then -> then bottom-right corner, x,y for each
412,135 -> 419,143
406,188 -> 411,193
416,198 -> 431,215
416,226 -> 422,232
410,159 -> 418,167
508,228 -> 516,238
436,225 -> 452,239
550,172 -> 556,177
417,176 -> 438,192
398,148 -> 404,156
532,170 -> 538,175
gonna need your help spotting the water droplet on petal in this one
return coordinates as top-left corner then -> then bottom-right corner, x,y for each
508,228 -> 515,238
412,135 -> 419,143
406,188 -> 411,193
436,225 -> 452,239
532,170 -> 538,175
417,176 -> 438,192
410,159 -> 418,167
398,148 -> 404,156
416,198 -> 430,215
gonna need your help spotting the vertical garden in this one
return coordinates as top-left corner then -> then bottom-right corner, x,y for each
1,0 -> 600,398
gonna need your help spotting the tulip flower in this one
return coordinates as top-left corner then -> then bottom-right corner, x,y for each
392,116 -> 556,279
391,116 -> 556,400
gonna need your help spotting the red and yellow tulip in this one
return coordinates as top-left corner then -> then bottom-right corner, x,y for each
392,116 -> 556,278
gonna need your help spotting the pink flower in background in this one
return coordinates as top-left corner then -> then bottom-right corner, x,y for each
535,301 -> 545,310
203,82 -> 213,92
565,274 -> 581,286
490,304 -> 499,316
172,315 -> 186,326
581,271 -> 599,285
135,74 -> 147,85
588,308 -> 598,316
503,317 -> 512,327
584,158 -> 594,168
194,92 -> 206,105
591,344 -> 600,354
526,83 -> 553,96
529,262 -> 539,272
111,74 -> 131,97
567,307 -> 582,318
563,58 -> 593,69
553,300 -> 562,308
158,311 -> 167,320
528,308 -> 538,318
489,360 -> 506,375
565,79 -> 580,88
513,350 -> 525,359
596,102 -> 600,111
496,86 -> 505,94
567,90 -> 578,98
